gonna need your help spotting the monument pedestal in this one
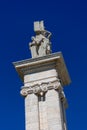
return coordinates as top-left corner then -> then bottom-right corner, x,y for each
13,52 -> 71,130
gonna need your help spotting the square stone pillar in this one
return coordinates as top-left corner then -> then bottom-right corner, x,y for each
13,52 -> 71,130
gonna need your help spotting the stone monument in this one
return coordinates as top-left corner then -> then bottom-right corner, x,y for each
13,21 -> 71,130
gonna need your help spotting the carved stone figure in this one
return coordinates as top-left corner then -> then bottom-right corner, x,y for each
29,21 -> 52,58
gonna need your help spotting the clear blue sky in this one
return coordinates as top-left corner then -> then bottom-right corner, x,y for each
0,0 -> 87,130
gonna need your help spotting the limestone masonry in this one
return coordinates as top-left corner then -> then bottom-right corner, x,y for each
13,21 -> 71,130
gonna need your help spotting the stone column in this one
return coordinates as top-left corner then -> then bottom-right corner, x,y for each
39,97 -> 48,130
25,93 -> 39,130
46,89 -> 64,130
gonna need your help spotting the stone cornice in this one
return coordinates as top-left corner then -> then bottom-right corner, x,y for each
13,52 -> 71,86
13,52 -> 61,66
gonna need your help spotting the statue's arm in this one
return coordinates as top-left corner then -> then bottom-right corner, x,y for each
46,31 -> 52,39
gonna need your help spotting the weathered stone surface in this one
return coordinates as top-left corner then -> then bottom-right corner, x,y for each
25,94 -> 39,130
39,101 -> 48,130
46,89 -> 64,130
